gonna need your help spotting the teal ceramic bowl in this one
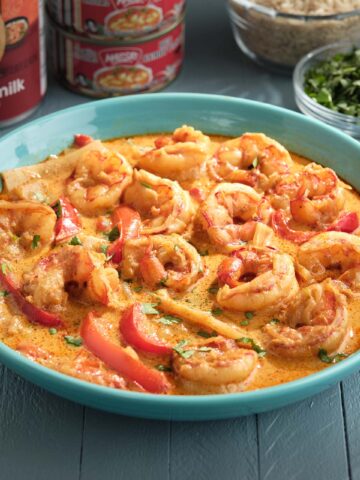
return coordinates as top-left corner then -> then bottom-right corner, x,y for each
1,93 -> 360,421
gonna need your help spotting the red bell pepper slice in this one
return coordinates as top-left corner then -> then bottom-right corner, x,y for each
0,267 -> 63,327
74,134 -> 94,147
120,303 -> 172,355
52,197 -> 81,242
107,206 -> 141,263
326,212 -> 359,233
81,312 -> 169,394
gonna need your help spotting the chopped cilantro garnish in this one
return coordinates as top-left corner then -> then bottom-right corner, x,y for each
155,364 -> 172,372
64,335 -> 83,347
158,276 -> 168,288
245,311 -> 254,320
197,346 -> 212,352
173,339 -> 195,359
1,263 -> 8,275
237,337 -> 266,357
53,200 -> 62,219
133,286 -> 143,293
318,349 -> 348,364
69,236 -> 82,246
211,308 -> 223,316
197,330 -> 217,338
49,328 -> 57,335
140,182 -> 153,189
31,234 -> 41,249
198,249 -> 209,256
105,226 -> 120,242
141,303 -> 159,315
208,285 -> 219,294
270,318 -> 280,325
158,314 -> 181,325
100,245 -> 108,255
240,320 -> 249,326
252,158 -> 259,168
0,290 -> 9,297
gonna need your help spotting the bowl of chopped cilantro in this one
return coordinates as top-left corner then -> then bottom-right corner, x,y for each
294,41 -> 360,139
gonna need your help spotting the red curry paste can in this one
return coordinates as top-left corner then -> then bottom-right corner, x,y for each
0,0 -> 46,127
47,0 -> 185,40
49,13 -> 184,97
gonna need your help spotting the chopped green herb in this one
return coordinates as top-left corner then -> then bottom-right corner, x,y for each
133,286 -> 143,293
240,320 -> 249,326
53,200 -> 62,219
9,232 -> 19,242
237,337 -> 266,357
270,318 -> 280,325
49,328 -> 57,335
197,330 -> 217,338
252,158 -> 259,168
318,349 -> 348,364
198,249 -> 209,256
69,236 -> 82,246
197,346 -> 212,352
140,182 -> 153,189
100,245 -> 108,254
245,311 -> 254,320
211,308 -> 223,316
173,340 -> 195,359
31,234 -> 41,249
141,303 -> 159,315
155,364 -> 172,372
208,285 -> 219,294
158,276 -> 168,288
64,335 -> 83,347
158,314 -> 182,325
105,226 -> 120,242
304,48 -> 360,117
1,263 -> 8,275
0,290 -> 9,297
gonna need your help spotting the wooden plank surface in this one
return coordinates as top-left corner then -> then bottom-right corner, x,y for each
341,373 -> 360,480
258,386 -> 349,480
80,409 -> 170,480
0,366 -> 84,480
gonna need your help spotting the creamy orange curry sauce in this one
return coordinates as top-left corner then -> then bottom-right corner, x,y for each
0,126 -> 359,395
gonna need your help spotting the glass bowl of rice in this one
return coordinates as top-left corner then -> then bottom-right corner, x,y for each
227,0 -> 360,73
294,41 -> 360,139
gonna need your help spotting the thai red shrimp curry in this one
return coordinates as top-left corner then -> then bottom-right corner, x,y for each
0,126 -> 359,395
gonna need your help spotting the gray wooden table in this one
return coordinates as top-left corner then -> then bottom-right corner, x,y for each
1,1 -> 359,479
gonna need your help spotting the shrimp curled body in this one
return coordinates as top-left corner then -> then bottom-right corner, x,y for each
217,246 -> 299,311
264,280 -> 348,358
173,338 -> 258,394
121,234 -> 203,291
200,183 -> 272,251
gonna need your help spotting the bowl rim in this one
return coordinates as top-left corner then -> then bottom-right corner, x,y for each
228,0 -> 360,21
1,92 -> 360,412
293,40 -> 360,125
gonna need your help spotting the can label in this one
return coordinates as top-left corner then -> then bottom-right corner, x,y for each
0,0 -> 46,125
48,0 -> 185,39
52,20 -> 184,97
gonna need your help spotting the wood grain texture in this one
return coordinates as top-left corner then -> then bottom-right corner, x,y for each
341,374 -> 360,480
170,417 -> 258,480
0,365 -> 84,480
257,385 -> 349,480
80,408 -> 170,480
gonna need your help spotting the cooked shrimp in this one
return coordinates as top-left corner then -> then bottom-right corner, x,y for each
208,133 -> 293,191
173,337 -> 258,394
289,164 -> 345,226
200,183 -> 272,251
264,280 -> 348,358
138,125 -> 212,181
121,234 -> 203,291
217,246 -> 299,311
67,143 -> 132,215
0,200 -> 56,259
123,169 -> 195,237
297,232 -> 360,283
22,245 -> 122,311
